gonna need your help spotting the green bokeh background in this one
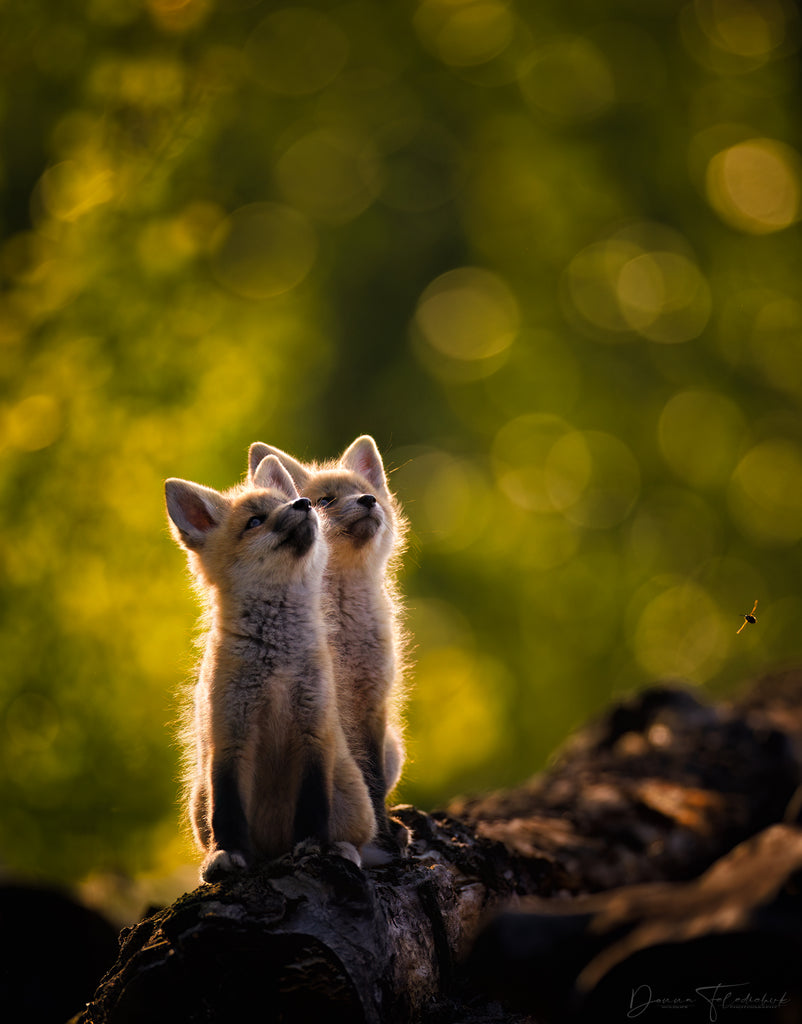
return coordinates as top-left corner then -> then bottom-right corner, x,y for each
2,0 -> 802,887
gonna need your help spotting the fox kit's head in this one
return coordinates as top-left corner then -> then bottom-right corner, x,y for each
247,436 -> 400,572
165,455 -> 324,595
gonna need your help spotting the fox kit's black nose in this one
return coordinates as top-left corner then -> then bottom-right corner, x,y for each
293,497 -> 312,511
357,494 -> 377,508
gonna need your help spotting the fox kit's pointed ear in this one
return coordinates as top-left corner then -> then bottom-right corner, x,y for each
248,442 -> 310,490
340,435 -> 388,494
252,455 -> 300,500
165,479 -> 226,550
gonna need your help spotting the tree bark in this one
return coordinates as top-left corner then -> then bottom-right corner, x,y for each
77,670 -> 802,1024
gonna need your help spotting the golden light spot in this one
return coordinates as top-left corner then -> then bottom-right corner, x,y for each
631,581 -> 728,682
38,160 -> 115,222
137,203 -> 225,275
706,138 -> 801,234
544,430 -> 592,511
175,201 -> 227,254
520,36 -> 615,123
729,438 -> 802,545
693,0 -> 792,60
146,0 -> 210,32
244,9 -> 349,96
658,389 -> 747,488
750,296 -> 802,397
616,254 -> 665,331
88,56 -> 185,108
137,221 -> 192,275
565,240 -> 642,335
546,430 -> 641,529
396,451 -> 491,552
424,457 -> 491,551
4,395 -> 62,452
413,0 -> 514,68
565,229 -> 710,343
275,130 -> 382,224
616,251 -> 711,343
492,413 -> 573,512
209,203 -> 317,300
414,267 -> 519,362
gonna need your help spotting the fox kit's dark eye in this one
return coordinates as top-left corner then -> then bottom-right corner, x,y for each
245,515 -> 266,531
316,496 -> 336,509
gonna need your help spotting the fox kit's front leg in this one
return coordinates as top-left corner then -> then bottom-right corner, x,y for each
193,663 -> 254,880
362,729 -> 396,858
292,753 -> 331,846
352,675 -> 409,863
186,689 -> 247,877
202,758 -> 251,880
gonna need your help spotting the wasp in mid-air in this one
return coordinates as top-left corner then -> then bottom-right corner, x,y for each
736,599 -> 758,635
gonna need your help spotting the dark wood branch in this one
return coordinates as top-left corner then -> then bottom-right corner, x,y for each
77,671 -> 802,1024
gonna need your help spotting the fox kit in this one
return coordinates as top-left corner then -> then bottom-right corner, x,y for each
248,436 -> 409,861
165,455 -> 375,881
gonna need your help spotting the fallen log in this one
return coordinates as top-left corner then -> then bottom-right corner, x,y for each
468,822 -> 802,1021
77,672 -> 802,1024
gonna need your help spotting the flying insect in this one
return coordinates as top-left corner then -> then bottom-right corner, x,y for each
736,599 -> 758,635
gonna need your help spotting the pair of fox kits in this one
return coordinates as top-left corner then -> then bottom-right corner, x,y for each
165,436 -> 408,880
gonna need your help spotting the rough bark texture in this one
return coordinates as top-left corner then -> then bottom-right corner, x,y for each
76,670 -> 802,1024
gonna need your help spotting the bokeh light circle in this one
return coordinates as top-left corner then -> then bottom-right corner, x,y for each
244,8 -> 349,96
414,266 -> 519,362
520,36 -> 615,123
658,389 -> 747,488
492,413 -> 572,511
275,130 -> 382,224
706,138 -> 801,234
631,581 -> 728,682
413,0 -> 515,68
547,430 -> 641,528
729,438 -> 802,545
210,202 -> 317,300
565,227 -> 711,343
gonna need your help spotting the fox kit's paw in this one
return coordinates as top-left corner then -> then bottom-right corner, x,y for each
360,842 -> 394,867
330,841 -> 362,868
389,816 -> 412,851
292,838 -> 362,868
201,849 -> 249,882
361,817 -> 412,867
292,837 -> 325,860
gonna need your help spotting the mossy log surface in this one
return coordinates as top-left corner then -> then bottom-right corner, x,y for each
78,670 -> 802,1024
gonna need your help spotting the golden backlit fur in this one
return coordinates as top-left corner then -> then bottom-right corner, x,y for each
166,455 -> 374,881
247,436 -> 410,861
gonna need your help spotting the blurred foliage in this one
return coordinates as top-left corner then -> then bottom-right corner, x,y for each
2,0 -> 802,884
